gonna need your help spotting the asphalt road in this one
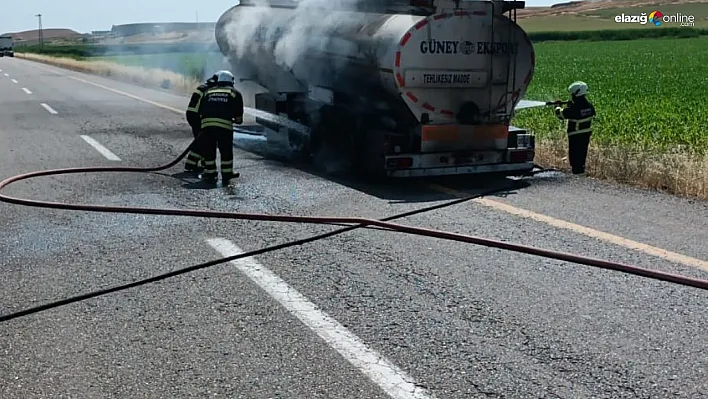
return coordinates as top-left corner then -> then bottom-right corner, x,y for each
1,57 -> 707,399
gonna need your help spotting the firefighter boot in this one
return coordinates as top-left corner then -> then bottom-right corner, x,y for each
220,159 -> 237,185
201,160 -> 218,185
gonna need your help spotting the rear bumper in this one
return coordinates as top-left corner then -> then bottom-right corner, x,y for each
386,161 -> 535,177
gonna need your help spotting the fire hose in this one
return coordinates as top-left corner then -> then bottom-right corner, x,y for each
1,138 -> 707,323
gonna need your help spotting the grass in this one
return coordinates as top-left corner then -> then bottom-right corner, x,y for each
14,44 -> 226,81
513,36 -> 708,199
94,52 -> 226,81
15,52 -> 201,94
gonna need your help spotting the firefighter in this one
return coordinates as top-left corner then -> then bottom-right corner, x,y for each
197,70 -> 244,185
183,74 -> 218,174
555,81 -> 596,176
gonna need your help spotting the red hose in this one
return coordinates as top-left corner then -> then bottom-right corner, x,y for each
1,141 -> 707,293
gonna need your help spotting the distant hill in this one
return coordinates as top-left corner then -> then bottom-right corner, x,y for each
518,0 -> 708,31
519,0 -> 705,17
2,28 -> 82,44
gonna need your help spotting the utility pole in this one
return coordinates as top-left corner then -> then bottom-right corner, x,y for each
35,13 -> 43,47
196,10 -> 199,24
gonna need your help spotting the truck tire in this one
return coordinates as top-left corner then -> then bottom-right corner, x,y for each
353,125 -> 387,183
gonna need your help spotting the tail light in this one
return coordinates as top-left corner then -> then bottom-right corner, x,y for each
386,157 -> 413,169
509,150 -> 534,163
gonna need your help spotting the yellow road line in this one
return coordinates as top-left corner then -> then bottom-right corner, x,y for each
429,183 -> 708,272
42,60 -> 708,272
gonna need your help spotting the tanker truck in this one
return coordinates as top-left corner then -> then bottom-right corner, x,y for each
215,0 -> 536,178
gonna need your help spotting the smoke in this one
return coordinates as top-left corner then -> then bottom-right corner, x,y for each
95,22 -> 231,85
220,0 -> 377,87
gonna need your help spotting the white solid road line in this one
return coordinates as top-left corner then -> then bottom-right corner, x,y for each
206,238 -> 435,399
40,103 -> 58,114
80,135 -> 121,161
11,79 -> 18,84
22,88 -> 32,94
3,73 -> 8,76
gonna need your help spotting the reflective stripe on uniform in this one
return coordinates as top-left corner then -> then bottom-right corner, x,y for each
185,151 -> 203,164
203,160 -> 217,174
220,160 -> 233,174
567,116 -> 593,136
568,128 -> 592,135
186,89 -> 205,113
206,88 -> 236,97
201,117 -> 233,130
568,117 -> 593,124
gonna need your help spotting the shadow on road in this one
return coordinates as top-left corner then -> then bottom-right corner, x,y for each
231,130 -> 567,204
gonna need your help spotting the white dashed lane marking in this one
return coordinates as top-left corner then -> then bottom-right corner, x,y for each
40,103 -> 57,114
206,238 -> 435,399
80,135 -> 121,161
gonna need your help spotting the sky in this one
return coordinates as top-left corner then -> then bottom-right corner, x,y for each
1,0 -> 558,34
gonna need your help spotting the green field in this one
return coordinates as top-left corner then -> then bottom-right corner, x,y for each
94,52 -> 227,80
513,36 -> 708,154
519,2 -> 708,32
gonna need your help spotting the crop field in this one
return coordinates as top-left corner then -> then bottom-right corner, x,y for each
513,36 -> 708,154
513,35 -> 708,197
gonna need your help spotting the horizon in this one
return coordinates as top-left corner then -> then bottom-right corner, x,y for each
2,0 -> 559,34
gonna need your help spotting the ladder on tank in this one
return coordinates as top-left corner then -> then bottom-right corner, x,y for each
487,0 -> 521,124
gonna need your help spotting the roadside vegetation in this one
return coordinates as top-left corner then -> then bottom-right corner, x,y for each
514,36 -> 708,198
15,52 -> 201,94
14,23 -> 708,200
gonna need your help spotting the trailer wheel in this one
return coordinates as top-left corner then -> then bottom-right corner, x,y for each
352,125 -> 387,183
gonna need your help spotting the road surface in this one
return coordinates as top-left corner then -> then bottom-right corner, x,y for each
1,57 -> 707,399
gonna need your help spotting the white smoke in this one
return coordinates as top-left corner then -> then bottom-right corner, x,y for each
221,0 -> 370,83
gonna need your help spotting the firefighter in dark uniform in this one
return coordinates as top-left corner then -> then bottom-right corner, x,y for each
197,70 -> 244,185
183,74 -> 218,173
555,81 -> 596,176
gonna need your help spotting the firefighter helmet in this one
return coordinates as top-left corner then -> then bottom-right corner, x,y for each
215,70 -> 235,85
568,81 -> 588,97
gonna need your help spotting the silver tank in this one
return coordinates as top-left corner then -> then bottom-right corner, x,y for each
215,0 -> 535,124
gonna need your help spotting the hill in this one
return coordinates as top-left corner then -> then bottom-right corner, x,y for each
2,28 -> 82,45
517,0 -> 708,31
